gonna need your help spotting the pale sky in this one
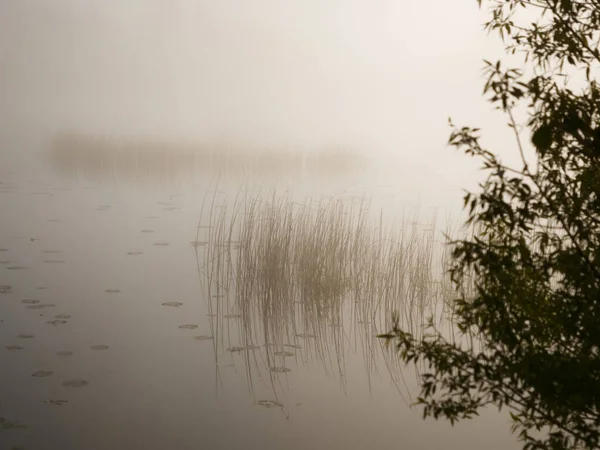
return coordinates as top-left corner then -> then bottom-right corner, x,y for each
0,0 -> 522,174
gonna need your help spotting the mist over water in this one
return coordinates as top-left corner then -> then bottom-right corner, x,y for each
0,2 -> 521,449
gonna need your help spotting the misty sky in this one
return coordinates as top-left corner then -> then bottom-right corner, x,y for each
0,0 -> 523,177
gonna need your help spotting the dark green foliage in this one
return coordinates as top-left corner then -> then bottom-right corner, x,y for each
380,1 -> 600,449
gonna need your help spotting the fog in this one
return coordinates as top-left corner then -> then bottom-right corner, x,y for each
1,1 -> 515,163
0,3 -> 525,449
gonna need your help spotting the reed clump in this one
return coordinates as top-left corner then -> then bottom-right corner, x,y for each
194,188 -> 464,392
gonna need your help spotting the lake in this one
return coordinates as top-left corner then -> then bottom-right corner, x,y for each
0,134 -> 519,450
0,1 -> 522,447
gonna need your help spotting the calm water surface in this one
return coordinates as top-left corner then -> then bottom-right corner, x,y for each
0,137 -> 518,450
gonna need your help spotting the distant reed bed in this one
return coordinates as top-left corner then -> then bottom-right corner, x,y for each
49,133 -> 368,182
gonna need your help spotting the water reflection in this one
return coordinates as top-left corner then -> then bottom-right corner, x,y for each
192,188 -> 457,412
49,133 -> 369,183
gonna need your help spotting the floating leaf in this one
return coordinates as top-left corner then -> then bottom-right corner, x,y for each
284,344 -> 302,349
178,324 -> 198,330
161,302 -> 183,307
17,334 -> 34,339
193,335 -> 213,341
227,346 -> 260,353
0,417 -> 26,430
153,242 -> 170,246
295,333 -> 316,339
42,399 -> 68,406
26,304 -> 55,310
257,400 -> 283,408
32,370 -> 53,378
21,299 -> 39,304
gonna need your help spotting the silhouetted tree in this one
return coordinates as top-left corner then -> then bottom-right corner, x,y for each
380,1 -> 600,448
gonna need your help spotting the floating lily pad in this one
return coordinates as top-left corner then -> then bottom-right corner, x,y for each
227,346 -> 260,353
62,379 -> 89,388
178,324 -> 198,330
257,400 -> 284,408
21,299 -> 39,304
32,370 -> 53,378
274,351 -> 294,357
56,351 -> 73,356
161,302 -> 183,307
126,252 -> 143,256
0,285 -> 11,294
295,333 -> 316,339
17,334 -> 34,339
193,335 -> 213,341
42,399 -> 68,406
270,366 -> 292,373
7,266 -> 28,270
43,260 -> 65,264
5,345 -> 23,351
224,314 -> 241,319
47,320 -> 68,326
55,314 -> 71,319
0,417 -> 26,430
91,345 -> 109,350
26,303 -> 55,310
104,289 -> 121,294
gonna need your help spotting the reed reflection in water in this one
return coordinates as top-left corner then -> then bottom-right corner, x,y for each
192,187 -> 464,412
